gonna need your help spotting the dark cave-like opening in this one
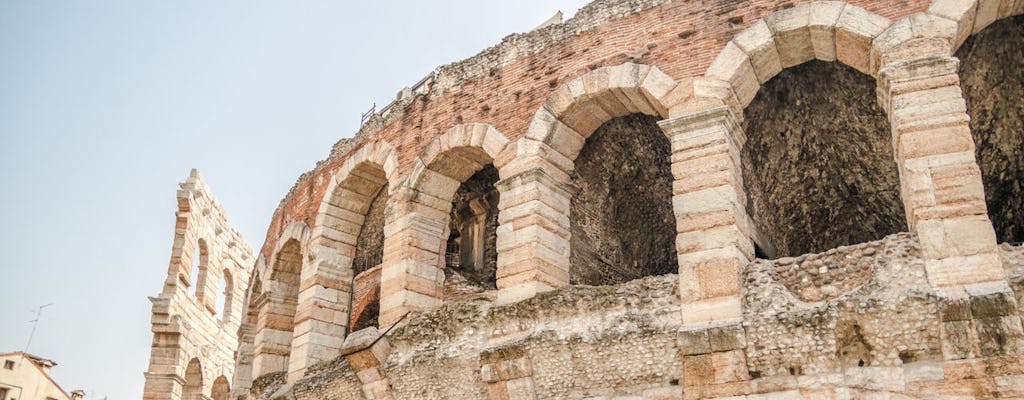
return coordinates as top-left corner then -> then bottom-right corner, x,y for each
742,60 -> 908,257
444,164 -> 500,290
570,114 -> 677,285
957,15 -> 1024,244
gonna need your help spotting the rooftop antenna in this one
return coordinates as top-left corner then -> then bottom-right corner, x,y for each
24,303 -> 53,355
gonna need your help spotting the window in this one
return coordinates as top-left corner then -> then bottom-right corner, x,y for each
0,388 -> 8,400
3,360 -> 13,369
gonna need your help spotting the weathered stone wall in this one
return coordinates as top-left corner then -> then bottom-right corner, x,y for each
570,114 -> 677,285
257,0 -> 931,260
225,0 -> 1024,395
742,61 -> 907,257
143,170 -> 254,400
276,233 -> 1024,399
957,15 -> 1024,245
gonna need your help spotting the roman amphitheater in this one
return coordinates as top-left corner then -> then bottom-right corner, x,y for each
141,0 -> 1024,399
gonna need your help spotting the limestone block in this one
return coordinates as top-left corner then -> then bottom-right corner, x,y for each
705,41 -> 760,108
734,20 -> 783,84
639,66 -> 679,116
681,295 -> 743,325
924,253 -> 1005,288
766,5 -> 814,68
495,281 -> 557,305
967,284 -> 1018,318
976,316 -> 1024,356
691,78 -> 743,122
927,0 -> 978,48
678,328 -> 712,356
676,225 -> 753,260
711,350 -> 750,384
916,215 -> 996,259
808,1 -> 846,61
871,18 -> 913,73
504,377 -> 537,400
709,324 -> 747,352
341,327 -> 391,369
973,0 -> 1001,33
672,185 -> 744,216
896,125 -> 975,160
835,5 -> 891,74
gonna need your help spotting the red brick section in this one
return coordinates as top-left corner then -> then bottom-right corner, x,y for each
259,0 -> 930,259
349,266 -> 382,330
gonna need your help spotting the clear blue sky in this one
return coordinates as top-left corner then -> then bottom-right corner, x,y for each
0,1 -> 588,398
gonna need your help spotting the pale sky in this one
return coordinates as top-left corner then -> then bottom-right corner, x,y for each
0,1 -> 590,398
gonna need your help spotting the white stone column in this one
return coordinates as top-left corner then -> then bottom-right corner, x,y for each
493,161 -> 574,305
658,105 -> 754,326
878,55 -> 1003,288
378,186 -> 447,327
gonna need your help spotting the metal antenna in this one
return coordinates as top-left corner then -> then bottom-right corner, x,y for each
24,303 -> 53,354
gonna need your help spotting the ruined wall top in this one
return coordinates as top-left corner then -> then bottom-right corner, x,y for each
260,0 -> 933,259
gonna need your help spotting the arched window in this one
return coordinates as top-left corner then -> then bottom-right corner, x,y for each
218,269 -> 233,321
191,239 -> 209,296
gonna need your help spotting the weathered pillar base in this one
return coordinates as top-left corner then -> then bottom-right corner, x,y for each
341,327 -> 395,400
659,105 -> 754,327
494,164 -> 575,306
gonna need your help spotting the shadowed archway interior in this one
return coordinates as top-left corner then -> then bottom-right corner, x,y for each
958,15 -> 1024,244
570,114 -> 677,285
742,61 -> 907,257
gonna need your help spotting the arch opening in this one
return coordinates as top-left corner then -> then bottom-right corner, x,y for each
190,239 -> 208,295
957,15 -> 1024,244
254,239 -> 301,374
354,184 -> 388,274
444,164 -> 500,293
569,114 -> 677,285
183,358 -> 203,400
218,269 -> 233,322
741,61 -> 907,258
212,376 -> 230,400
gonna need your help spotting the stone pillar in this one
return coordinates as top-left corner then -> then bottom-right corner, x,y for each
341,327 -> 394,400
658,105 -> 754,325
494,161 -> 574,305
143,373 -> 184,400
379,186 -> 447,327
286,242 -> 350,381
877,55 -> 1004,288
252,290 -> 292,377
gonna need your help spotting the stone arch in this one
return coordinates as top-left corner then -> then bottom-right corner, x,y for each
525,62 -> 678,163
211,376 -> 230,400
183,358 -> 203,400
379,124 -> 510,325
489,63 -> 680,304
697,3 -> 914,258
702,3 -> 893,115
231,258 -> 264,397
252,221 -> 308,379
285,140 -> 397,380
956,14 -> 1024,244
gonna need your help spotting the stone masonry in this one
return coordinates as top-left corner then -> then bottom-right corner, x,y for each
145,0 -> 1024,399
143,170 -> 254,400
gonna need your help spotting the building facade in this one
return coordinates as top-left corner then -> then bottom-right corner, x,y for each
147,0 -> 1024,398
0,352 -> 74,400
